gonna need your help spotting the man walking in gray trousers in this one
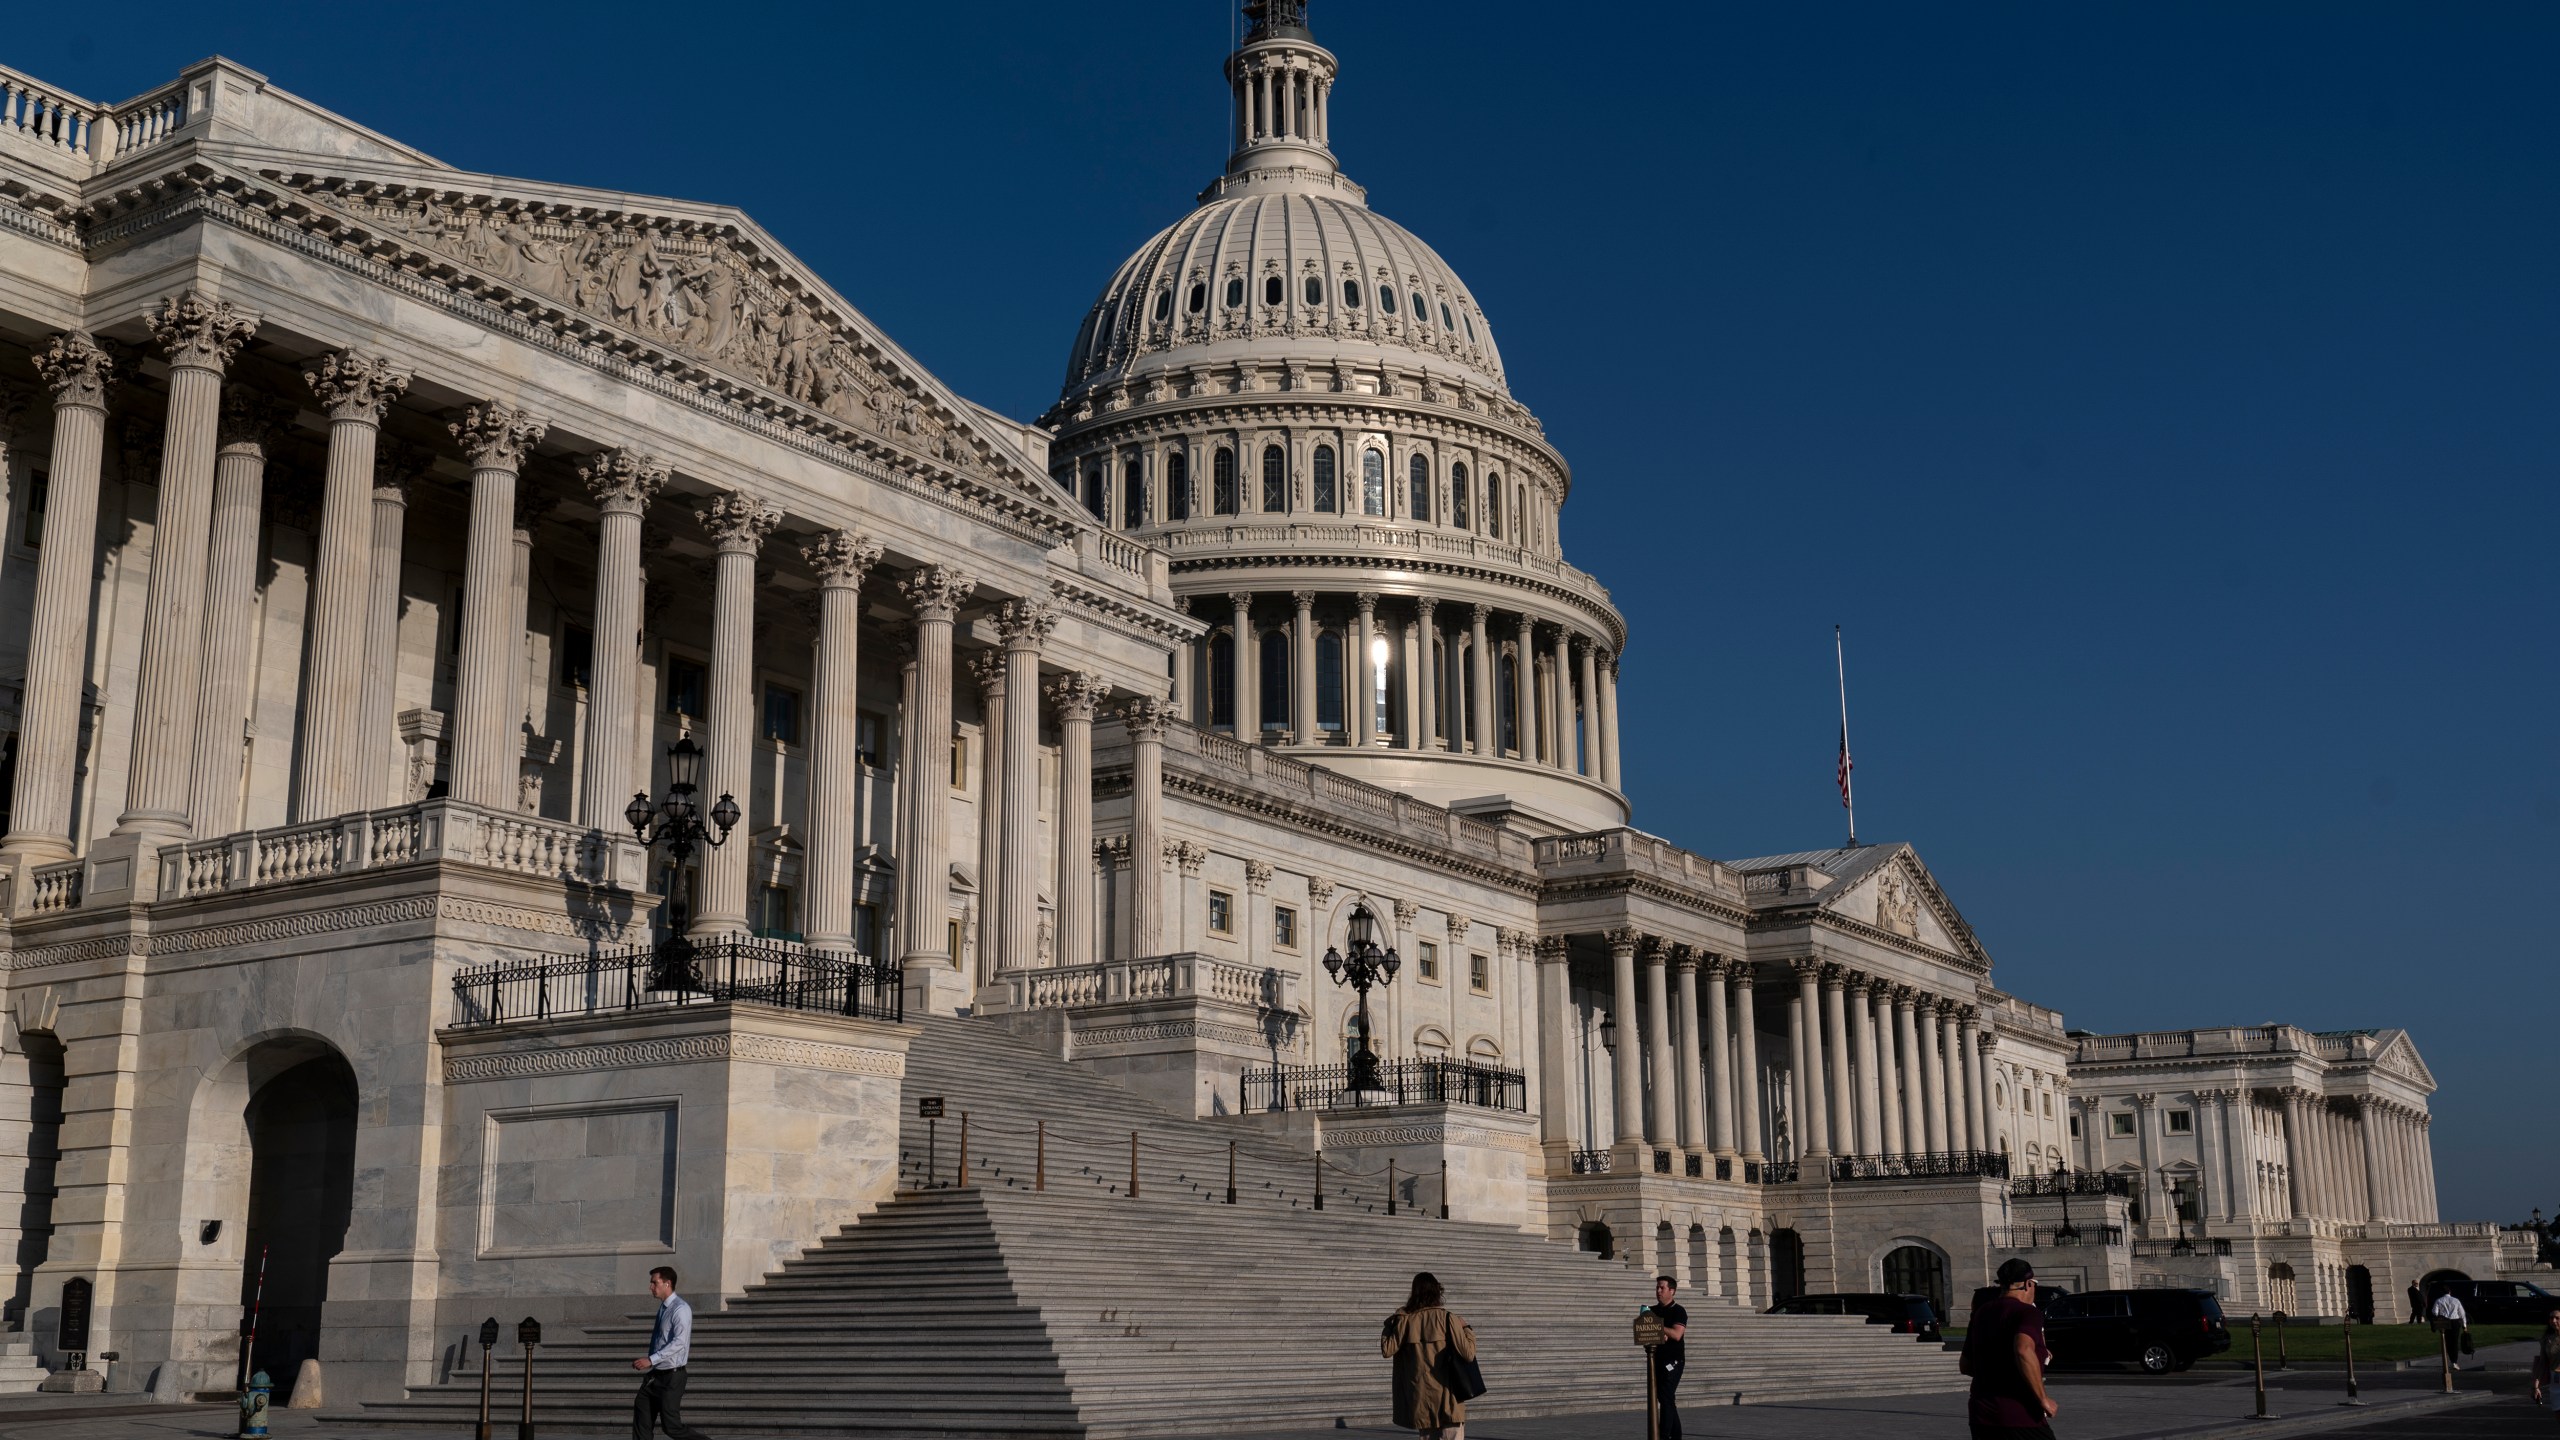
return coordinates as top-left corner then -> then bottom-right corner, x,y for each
632,1266 -> 710,1440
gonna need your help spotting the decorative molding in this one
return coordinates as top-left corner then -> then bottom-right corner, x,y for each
445,1029 -> 903,1082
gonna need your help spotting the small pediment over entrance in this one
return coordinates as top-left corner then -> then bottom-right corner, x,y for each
1726,842 -> 1991,971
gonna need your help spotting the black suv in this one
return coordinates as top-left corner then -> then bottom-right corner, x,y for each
1972,1283 -> 2073,1314
2044,1289 -> 2231,1373
2434,1279 -> 2560,1326
1765,1292 -> 1943,1341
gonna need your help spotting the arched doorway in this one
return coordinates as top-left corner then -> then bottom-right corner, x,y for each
239,1050 -> 357,1396
2418,1268 -> 2470,1305
1578,1221 -> 1615,1260
1883,1243 -> 1952,1321
2265,1262 -> 2298,1315
2,1029 -> 62,1331
1769,1229 -> 1806,1305
2345,1265 -> 2374,1324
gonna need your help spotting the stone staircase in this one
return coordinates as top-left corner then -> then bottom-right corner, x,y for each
342,1014 -> 1959,1435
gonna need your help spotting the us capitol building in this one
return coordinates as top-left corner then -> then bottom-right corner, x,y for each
0,1 -> 2531,1413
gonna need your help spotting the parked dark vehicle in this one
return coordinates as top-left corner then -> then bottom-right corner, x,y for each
1971,1283 -> 2071,1314
1765,1292 -> 1942,1341
2432,1279 -> 2560,1325
2043,1289 -> 2230,1374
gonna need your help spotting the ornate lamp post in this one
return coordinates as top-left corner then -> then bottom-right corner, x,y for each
2054,1160 -> 2082,1245
1320,903 -> 1400,1097
2170,1176 -> 2196,1256
625,735 -> 740,989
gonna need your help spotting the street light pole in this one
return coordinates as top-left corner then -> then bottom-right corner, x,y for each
2054,1161 -> 2081,1245
1321,904 -> 1401,1098
625,734 -> 741,988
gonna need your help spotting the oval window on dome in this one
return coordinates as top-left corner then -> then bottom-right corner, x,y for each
1440,301 -> 1455,331
1412,292 -> 1428,322
1187,282 -> 1207,314
1152,290 -> 1171,323
1303,276 -> 1322,306
1343,280 -> 1362,309
1463,310 -> 1477,341
1379,286 -> 1397,316
1225,277 -> 1245,308
1264,275 -> 1284,306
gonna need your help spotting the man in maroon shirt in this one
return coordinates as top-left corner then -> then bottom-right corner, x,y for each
1961,1258 -> 2059,1440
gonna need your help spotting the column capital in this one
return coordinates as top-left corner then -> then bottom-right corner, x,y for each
1243,859 -> 1274,893
31,330 -> 122,411
2277,1085 -> 2316,1107
2131,1092 -> 2158,1110
995,598 -> 1059,650
1307,875 -> 1336,906
1819,962 -> 1848,991
1414,595 -> 1437,620
303,350 -> 411,424
1468,602 -> 1492,626
900,562 -> 977,620
1956,1004 -> 1982,1026
1045,670 -> 1108,720
1699,953 -> 1727,980
1637,933 -> 1669,963
1290,589 -> 1317,611
697,490 -> 781,553
448,402 -> 548,472
580,448 -> 671,516
215,390 -> 294,457
1891,983 -> 1919,1007
1118,696 -> 1174,738
1354,590 -> 1379,615
1603,925 -> 1641,958
1225,590 -> 1257,614
1533,935 -> 1569,965
1843,970 -> 1871,998
1670,943 -> 1699,975
1573,633 -> 1594,659
1392,897 -> 1420,929
1789,956 -> 1823,980
970,650 -> 1006,698
147,290 -> 261,372
1446,912 -> 1473,940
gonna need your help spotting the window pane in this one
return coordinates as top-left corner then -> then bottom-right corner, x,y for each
1187,282 -> 1206,313
1166,451 -> 1190,520
1084,468 -> 1107,520
1152,290 -> 1170,322
1123,457 -> 1145,528
1405,454 -> 1428,520
1380,286 -> 1397,315
1261,445 -> 1285,512
1303,276 -> 1322,306
1486,476 -> 1501,533
856,710 -> 885,767
1412,291 -> 1428,320
763,684 -> 803,744
1213,450 -> 1239,515
1449,459 -> 1468,528
1343,280 -> 1362,308
1311,445 -> 1336,513
1209,633 -> 1235,727
558,624 -> 594,688
1264,275 -> 1283,306
1440,302 -> 1455,330
1258,628 -> 1288,727
1316,630 -> 1344,731
22,470 -> 48,548
1361,449 -> 1385,516
666,658 -> 706,717
1225,277 -> 1244,308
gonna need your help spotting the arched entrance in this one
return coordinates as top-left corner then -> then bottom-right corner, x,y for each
2418,1268 -> 2470,1305
2,1029 -> 62,1331
1578,1221 -> 1615,1260
2345,1265 -> 2374,1324
2265,1262 -> 2298,1315
1883,1243 -> 1952,1320
237,1048 -> 357,1396
1769,1229 -> 1806,1304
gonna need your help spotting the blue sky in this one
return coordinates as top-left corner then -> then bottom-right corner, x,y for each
15,2 -> 2554,1220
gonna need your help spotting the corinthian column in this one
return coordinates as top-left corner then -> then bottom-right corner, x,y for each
799,530 -> 881,949
1576,637 -> 1601,780
1227,592 -> 1254,738
358,443 -> 425,807
1513,615 -> 1536,758
694,491 -> 780,934
1821,966 -> 1856,1154
1961,1009 -> 1992,1152
1413,598 -> 1438,750
971,652 -> 1006,971
575,450 -> 669,828
445,402 -> 547,809
994,600 -> 1055,976
1533,937 -> 1573,1165
897,565 -> 975,970
1793,959 -> 1831,1159
1290,590 -> 1316,744
184,392 -> 289,835
115,293 -> 260,839
1599,651 -> 1622,787
1,334 -> 117,861
1467,604 -> 1493,755
293,351 -> 410,819
1703,956 -> 1735,1158
1733,967 -> 1765,1161
1672,947 -> 1706,1155
1048,672 -> 1105,970
1606,927 -> 1644,1150
1121,698 -> 1171,955
1846,974 -> 1881,1156
1551,629 -> 1575,771
1895,989 -> 1928,1150
1352,592 -> 1378,746
1641,938 -> 1677,1149
1915,997 -> 1948,1152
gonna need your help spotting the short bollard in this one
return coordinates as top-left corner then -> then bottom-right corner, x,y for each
473,1317 -> 500,1440
1439,1160 -> 1450,1220
237,1369 -> 271,1438
2439,1318 -> 2455,1393
957,1111 -> 971,1187
1128,1131 -> 1140,1198
2340,1314 -> 2362,1406
1035,1120 -> 1047,1192
1388,1159 -> 1398,1217
2249,1316 -> 2268,1420
2274,1309 -> 2289,1369
1225,1139 -> 1237,1205
1313,1150 -> 1324,1211
516,1316 -> 543,1440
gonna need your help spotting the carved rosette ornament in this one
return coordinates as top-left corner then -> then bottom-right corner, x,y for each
215,391 -> 294,458
994,599 -> 1059,651
1045,671 -> 1108,720
448,403 -> 548,472
899,563 -> 976,620
31,331 -> 118,411
801,529 -> 883,589
696,490 -> 781,554
1118,696 -> 1173,739
579,448 -> 670,516
147,291 -> 261,371
303,350 -> 411,423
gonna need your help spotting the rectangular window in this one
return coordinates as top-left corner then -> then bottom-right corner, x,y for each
1417,940 -> 1439,981
1272,905 -> 1297,950
2108,1112 -> 2135,1138
20,469 -> 48,549
763,683 -> 803,744
857,710 -> 886,768
2165,1110 -> 2193,1134
2068,1115 -> 2082,1139
664,657 -> 706,718
2042,1092 -> 2054,1119
948,918 -> 963,960
852,903 -> 880,958
950,733 -> 967,789
1469,952 -> 1490,994
1207,890 -> 1234,935
752,883 -> 799,941
557,624 -> 594,688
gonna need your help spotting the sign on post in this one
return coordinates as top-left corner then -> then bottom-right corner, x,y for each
57,1277 -> 91,1356
917,1097 -> 945,1118
1632,1311 -> 1664,1348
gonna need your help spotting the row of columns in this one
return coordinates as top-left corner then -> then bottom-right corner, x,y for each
1235,54 -> 1330,151
2278,1088 -> 2435,1225
1199,589 -> 1621,786
2079,1086 -> 2439,1229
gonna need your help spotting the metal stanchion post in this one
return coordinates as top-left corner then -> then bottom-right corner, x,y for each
516,1317 -> 542,1440
2250,1316 -> 2267,1420
1646,1348 -> 1659,1440
2439,1319 -> 2454,1394
474,1318 -> 499,1440
1313,1150 -> 1324,1211
1226,1140 -> 1237,1204
2341,1314 -> 2362,1406
1036,1120 -> 1046,1192
1440,1160 -> 1449,1219
958,1112 -> 970,1187
1388,1159 -> 1398,1217
1129,1131 -> 1139,1198
2275,1310 -> 2289,1369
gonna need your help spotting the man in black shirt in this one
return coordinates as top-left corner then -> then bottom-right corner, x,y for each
1647,1275 -> 1690,1440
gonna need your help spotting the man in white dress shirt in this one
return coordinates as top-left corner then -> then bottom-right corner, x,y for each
632,1265 -> 710,1439
2431,1286 -> 2469,1374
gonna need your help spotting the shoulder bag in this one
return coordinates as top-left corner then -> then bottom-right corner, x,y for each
1434,1313 -> 1488,1401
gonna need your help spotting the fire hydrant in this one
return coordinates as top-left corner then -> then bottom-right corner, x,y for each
237,1369 -> 271,1438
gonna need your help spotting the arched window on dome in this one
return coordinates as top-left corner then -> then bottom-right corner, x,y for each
1261,445 -> 1286,513
1412,291 -> 1429,323
1379,285 -> 1397,316
1343,280 -> 1362,309
1187,282 -> 1206,314
1440,301 -> 1456,331
1263,275 -> 1284,306
1213,450 -> 1239,516
1207,632 -> 1235,730
1151,290 -> 1171,323
1316,630 -> 1345,734
1303,276 -> 1322,306
1224,277 -> 1245,309
1484,473 -> 1501,536
1451,462 -> 1470,531
1361,450 -> 1385,516
1404,453 -> 1428,521
1122,457 -> 1145,530
1166,450 -> 1190,521
1259,628 -> 1289,733
1312,445 -> 1338,514
1448,460 -> 1468,530
1084,467 -> 1107,522
1512,483 -> 1525,544
1463,309 -> 1478,342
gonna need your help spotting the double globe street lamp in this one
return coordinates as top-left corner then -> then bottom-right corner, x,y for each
624,735 -> 741,990
1321,904 -> 1400,1098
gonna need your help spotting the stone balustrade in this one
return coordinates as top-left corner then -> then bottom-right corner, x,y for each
1163,721 -> 1524,866
0,64 -> 197,179
141,799 -> 647,906
1155,521 -> 1614,610
23,861 -> 83,915
1533,827 -> 1745,901
1000,952 -> 1297,1014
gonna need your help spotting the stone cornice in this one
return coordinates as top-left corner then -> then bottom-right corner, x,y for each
1167,552 -> 1622,649
1051,388 -> 1568,494
1049,576 -> 1206,645
1534,869 -> 1752,931
440,1029 -> 904,1083
1099,761 -> 1539,896
1743,908 -> 1990,978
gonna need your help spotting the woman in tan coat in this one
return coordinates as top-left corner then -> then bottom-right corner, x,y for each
1382,1271 -> 1477,1439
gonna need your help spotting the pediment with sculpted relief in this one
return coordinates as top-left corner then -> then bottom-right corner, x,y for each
1815,845 -> 1990,971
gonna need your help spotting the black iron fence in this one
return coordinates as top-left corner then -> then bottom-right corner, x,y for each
1991,1223 -> 2126,1249
1570,1149 -> 1613,1175
2011,1169 -> 2133,1199
1831,1149 -> 2011,1183
451,938 -> 903,1029
1241,1058 -> 1527,1114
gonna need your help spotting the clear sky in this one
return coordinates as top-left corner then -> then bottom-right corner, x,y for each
13,2 -> 2554,1221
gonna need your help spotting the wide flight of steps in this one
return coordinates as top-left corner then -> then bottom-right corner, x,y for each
341,1015 -> 1958,1436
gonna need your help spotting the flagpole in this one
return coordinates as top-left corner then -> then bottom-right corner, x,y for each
1836,625 -> 1856,848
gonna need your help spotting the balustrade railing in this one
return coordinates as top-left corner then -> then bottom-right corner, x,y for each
154,800 -> 637,902
24,862 -> 82,915
0,69 -> 102,158
1569,1149 -> 1612,1175
449,938 -> 901,1029
1990,1223 -> 2126,1249
999,953 -> 1294,1013
2131,1237 -> 2233,1257
1241,1057 -> 1527,1114
1831,1149 -> 2010,1183
2012,1170 -> 2133,1199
